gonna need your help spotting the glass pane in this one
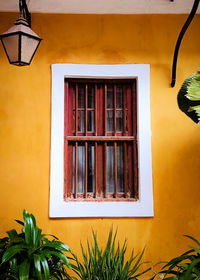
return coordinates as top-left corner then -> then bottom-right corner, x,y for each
77,146 -> 85,193
117,111 -> 123,131
107,110 -> 114,132
78,86 -> 85,108
87,145 -> 94,192
117,145 -> 124,192
88,86 -> 94,108
116,87 -> 123,109
2,35 -> 19,62
107,146 -> 114,193
87,111 -> 94,132
107,86 -> 113,108
21,35 -> 40,63
78,110 -> 85,132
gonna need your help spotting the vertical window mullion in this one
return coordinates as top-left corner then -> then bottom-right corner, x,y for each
85,84 -> 88,135
123,85 -> 126,135
95,142 -> 98,198
94,84 -> 98,198
114,85 -> 117,135
104,84 -> 107,197
85,142 -> 88,198
123,86 -> 128,197
114,142 -> 117,197
104,143 -> 107,198
132,81 -> 138,199
95,84 -> 97,136
114,85 -> 117,197
123,142 -> 128,197
74,142 -> 78,198
104,84 -> 107,135
64,81 -> 68,199
75,84 -> 78,136
133,80 -> 137,137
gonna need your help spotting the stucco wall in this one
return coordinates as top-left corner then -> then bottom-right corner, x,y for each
0,12 -> 200,276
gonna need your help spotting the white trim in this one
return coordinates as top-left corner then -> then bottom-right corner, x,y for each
50,64 -> 153,218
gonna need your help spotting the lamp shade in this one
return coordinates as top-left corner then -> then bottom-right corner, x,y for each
0,17 -> 42,66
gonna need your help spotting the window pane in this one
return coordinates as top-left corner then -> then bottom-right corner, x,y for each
78,110 -> 85,132
107,86 -> 113,108
117,111 -> 123,131
87,111 -> 94,132
116,87 -> 123,109
107,110 -> 114,132
107,146 -> 114,193
88,85 -> 94,108
77,146 -> 85,193
78,86 -> 85,108
87,145 -> 94,192
117,145 -> 124,192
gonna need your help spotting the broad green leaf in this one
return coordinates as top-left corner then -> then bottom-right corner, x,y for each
15,219 -> 24,226
19,260 -> 30,280
2,244 -> 26,263
7,229 -> 24,243
189,105 -> 200,122
34,254 -> 42,280
50,250 -> 71,268
9,257 -> 18,276
44,240 -> 70,252
186,71 -> 200,101
40,254 -> 50,279
7,230 -> 18,240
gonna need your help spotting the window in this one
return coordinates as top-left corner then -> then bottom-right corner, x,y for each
64,79 -> 138,201
50,64 -> 153,217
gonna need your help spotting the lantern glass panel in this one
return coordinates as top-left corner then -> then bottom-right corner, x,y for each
1,35 -> 19,62
21,35 -> 40,64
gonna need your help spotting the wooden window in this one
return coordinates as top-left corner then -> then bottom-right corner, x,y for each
64,79 -> 138,201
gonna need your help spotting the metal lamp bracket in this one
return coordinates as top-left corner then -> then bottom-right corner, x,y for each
19,0 -> 31,27
171,0 -> 200,87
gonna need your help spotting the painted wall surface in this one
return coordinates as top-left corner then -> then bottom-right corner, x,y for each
0,12 -> 200,277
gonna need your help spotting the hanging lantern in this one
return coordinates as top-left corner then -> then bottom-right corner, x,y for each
0,0 -> 42,66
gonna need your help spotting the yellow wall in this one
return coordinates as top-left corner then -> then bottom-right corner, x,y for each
0,12 -> 200,277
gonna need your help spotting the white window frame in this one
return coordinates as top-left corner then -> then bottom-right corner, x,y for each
50,64 -> 153,218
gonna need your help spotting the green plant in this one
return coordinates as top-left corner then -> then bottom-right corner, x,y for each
0,210 -> 71,280
69,228 -> 150,280
155,235 -> 200,280
178,69 -> 200,123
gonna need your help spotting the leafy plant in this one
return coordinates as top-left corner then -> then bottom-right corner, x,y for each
155,235 -> 200,280
0,209 -> 71,280
69,228 -> 150,280
177,70 -> 200,123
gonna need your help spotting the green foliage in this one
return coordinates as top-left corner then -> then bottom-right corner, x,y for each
177,70 -> 200,123
69,228 -> 150,280
0,210 -> 71,280
156,235 -> 200,280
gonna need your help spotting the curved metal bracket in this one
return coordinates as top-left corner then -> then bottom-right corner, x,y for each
171,0 -> 200,87
19,0 -> 31,27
